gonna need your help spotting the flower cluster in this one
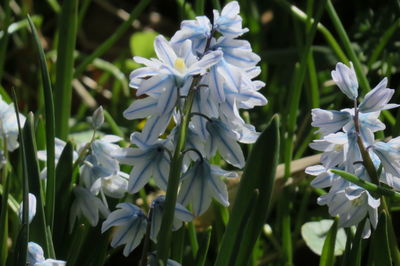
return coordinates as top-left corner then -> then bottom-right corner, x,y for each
105,1 -> 266,257
306,62 -> 399,238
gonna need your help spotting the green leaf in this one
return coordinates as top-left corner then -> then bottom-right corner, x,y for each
301,219 -> 347,256
0,157 -> 10,265
347,219 -> 366,266
53,142 -> 74,253
27,15 -> 57,234
372,211 -> 392,266
23,112 -> 55,257
215,115 -> 280,266
12,90 -> 29,266
54,0 -> 78,140
320,219 -> 338,266
195,226 -> 212,266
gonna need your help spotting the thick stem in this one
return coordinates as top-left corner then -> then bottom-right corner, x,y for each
140,209 -> 153,266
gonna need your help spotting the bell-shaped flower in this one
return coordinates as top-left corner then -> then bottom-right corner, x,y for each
358,78 -> 399,113
101,203 -> 147,257
18,193 -> 37,224
311,108 -> 351,136
205,118 -> 245,168
178,159 -> 237,216
80,154 -> 128,199
69,186 -> 109,231
331,62 -> 358,100
112,132 -> 172,193
213,1 -> 248,38
150,195 -> 194,242
371,137 -> 400,178
0,95 -> 26,151
28,242 -> 66,266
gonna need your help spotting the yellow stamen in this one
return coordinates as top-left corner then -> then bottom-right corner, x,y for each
174,58 -> 186,73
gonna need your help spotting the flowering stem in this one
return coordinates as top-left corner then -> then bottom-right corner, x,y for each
352,105 -> 400,265
156,77 -> 200,263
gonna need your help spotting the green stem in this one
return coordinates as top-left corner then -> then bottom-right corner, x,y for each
155,78 -> 200,263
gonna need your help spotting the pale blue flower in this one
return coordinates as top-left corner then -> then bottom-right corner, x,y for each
212,1 -> 248,38
150,196 -> 194,242
101,203 -> 147,257
69,186 -> 109,231
0,95 -> 26,151
371,137 -> 400,178
112,132 -> 172,193
358,77 -> 399,113
311,108 -> 351,136
178,159 -> 237,216
18,193 -> 37,224
305,165 -> 339,188
28,242 -> 66,266
331,62 -> 358,100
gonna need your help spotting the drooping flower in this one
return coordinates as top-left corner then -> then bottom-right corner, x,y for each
178,159 -> 237,216
150,196 -> 194,242
112,132 -> 172,193
101,203 -> 147,257
69,186 -> 109,231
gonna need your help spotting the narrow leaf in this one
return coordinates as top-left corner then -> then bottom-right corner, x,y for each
54,0 -> 78,140
215,115 -> 280,266
320,218 -> 338,266
27,15 -> 57,232
195,226 -> 212,266
372,211 -> 392,266
23,112 -> 54,257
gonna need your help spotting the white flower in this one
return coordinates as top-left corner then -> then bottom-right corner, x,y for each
331,62 -> 358,100
150,196 -> 194,242
101,203 -> 147,257
0,95 -> 26,151
358,78 -> 399,113
18,193 -> 37,224
213,1 -> 248,38
178,160 -> 237,216
112,132 -> 172,193
69,186 -> 109,231
27,242 -> 66,266
205,118 -> 245,168
371,137 -> 400,178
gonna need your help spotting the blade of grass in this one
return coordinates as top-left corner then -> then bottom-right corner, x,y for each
12,89 -> 29,266
74,0 -> 151,77
346,219 -> 366,266
23,112 -> 55,257
27,15 -> 57,233
54,0 -> 78,140
319,218 -> 338,266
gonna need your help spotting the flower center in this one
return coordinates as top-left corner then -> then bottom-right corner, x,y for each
351,197 -> 363,207
333,144 -> 343,152
174,57 -> 187,73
